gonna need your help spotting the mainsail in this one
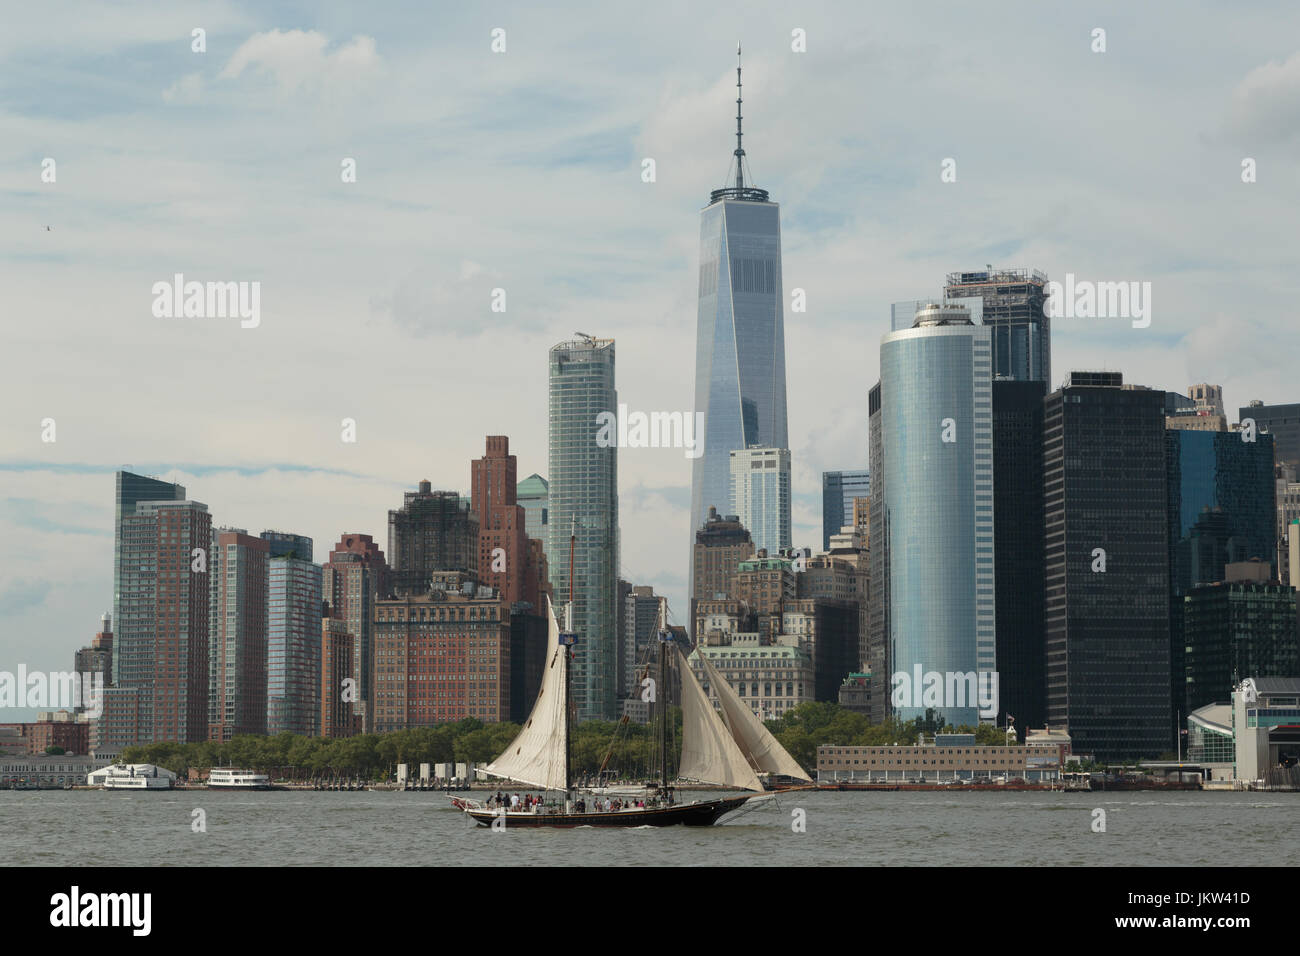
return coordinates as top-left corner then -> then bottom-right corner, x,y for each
699,651 -> 811,782
675,645 -> 764,792
480,596 -> 568,791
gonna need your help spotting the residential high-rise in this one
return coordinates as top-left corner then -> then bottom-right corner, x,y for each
1241,400 -> 1300,468
622,584 -> 661,696
262,531 -> 322,737
103,473 -> 210,748
1044,372 -> 1171,761
371,585 -> 512,730
548,335 -> 619,721
729,445 -> 791,556
690,49 -> 788,601
690,507 -> 753,639
73,613 -> 113,716
472,436 -> 545,608
821,470 -> 870,552
992,379 -> 1047,728
209,531 -> 269,741
387,482 -> 478,597
321,533 -> 390,732
320,605 -> 356,738
879,303 -> 995,727
944,267 -> 1050,384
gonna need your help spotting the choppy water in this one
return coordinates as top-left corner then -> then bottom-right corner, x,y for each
3,790 -> 1296,866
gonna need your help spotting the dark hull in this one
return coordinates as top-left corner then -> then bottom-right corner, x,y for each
454,794 -> 756,828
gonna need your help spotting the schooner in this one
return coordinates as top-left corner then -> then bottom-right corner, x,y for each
451,594 -> 811,828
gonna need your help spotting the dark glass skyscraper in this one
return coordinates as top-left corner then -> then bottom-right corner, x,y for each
822,470 -> 870,551
945,268 -> 1050,384
992,379 -> 1047,729
1166,427 -> 1276,726
690,50 -> 788,587
1044,373 -> 1171,761
1240,401 -> 1300,468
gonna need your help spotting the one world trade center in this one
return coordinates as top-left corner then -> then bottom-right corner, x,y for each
689,46 -> 789,592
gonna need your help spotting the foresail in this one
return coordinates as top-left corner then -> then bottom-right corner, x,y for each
481,596 -> 567,791
676,645 -> 764,792
700,652 -> 811,782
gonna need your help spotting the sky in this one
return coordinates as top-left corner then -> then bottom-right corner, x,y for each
3,1 -> 1298,720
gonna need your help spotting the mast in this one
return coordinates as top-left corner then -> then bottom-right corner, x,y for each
734,42 -> 745,190
658,597 -> 668,794
565,516 -> 576,794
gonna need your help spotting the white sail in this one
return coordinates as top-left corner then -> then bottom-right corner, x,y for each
480,596 -> 568,791
699,651 -> 811,782
675,645 -> 764,792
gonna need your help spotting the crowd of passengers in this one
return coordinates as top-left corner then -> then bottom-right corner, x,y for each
485,791 -> 657,812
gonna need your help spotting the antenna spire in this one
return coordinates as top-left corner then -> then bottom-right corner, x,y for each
734,42 -> 745,189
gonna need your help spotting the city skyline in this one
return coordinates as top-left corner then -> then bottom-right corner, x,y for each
6,6 -> 1300,722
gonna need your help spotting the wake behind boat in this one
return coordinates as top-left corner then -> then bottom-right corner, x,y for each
451,557 -> 808,828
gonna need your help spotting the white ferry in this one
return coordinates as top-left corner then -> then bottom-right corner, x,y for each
207,768 -> 271,790
88,763 -> 175,790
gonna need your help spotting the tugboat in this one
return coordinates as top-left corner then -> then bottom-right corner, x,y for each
451,529 -> 810,828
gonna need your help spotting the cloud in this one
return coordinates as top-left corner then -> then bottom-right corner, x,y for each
1227,49 -> 1300,144
369,258 -> 533,338
0,578 -> 52,615
219,29 -> 380,96
162,71 -> 205,104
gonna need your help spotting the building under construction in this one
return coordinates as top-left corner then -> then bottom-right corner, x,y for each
945,267 -> 1050,385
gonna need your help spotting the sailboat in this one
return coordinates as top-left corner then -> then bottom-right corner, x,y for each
450,595 -> 811,828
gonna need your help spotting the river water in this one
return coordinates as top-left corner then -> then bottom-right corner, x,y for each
4,790 -> 1296,866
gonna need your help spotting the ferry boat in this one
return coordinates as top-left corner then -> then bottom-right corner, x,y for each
88,763 -> 175,790
207,768 -> 271,790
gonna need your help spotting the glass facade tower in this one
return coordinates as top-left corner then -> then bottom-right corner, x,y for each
880,305 -> 995,727
690,52 -> 788,601
822,470 -> 871,551
548,336 -> 619,721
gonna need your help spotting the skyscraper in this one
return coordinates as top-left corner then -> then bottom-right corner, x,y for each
263,531 -> 322,737
1044,372 -> 1171,761
387,482 -> 478,597
867,382 -> 889,721
821,470 -> 871,552
729,445 -> 791,556
879,303 -> 995,727
517,474 -> 549,546
472,436 -> 546,608
944,267 -> 1050,384
992,379 -> 1047,729
321,533 -> 390,732
690,507 -> 754,640
690,48 -> 788,596
209,530 -> 269,741
1240,400 -> 1300,469
548,334 -> 619,721
104,472 -> 211,748
73,613 -> 113,716
1166,426 -> 1275,733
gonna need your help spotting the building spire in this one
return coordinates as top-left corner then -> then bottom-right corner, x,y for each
734,42 -> 745,189
709,43 -> 768,204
